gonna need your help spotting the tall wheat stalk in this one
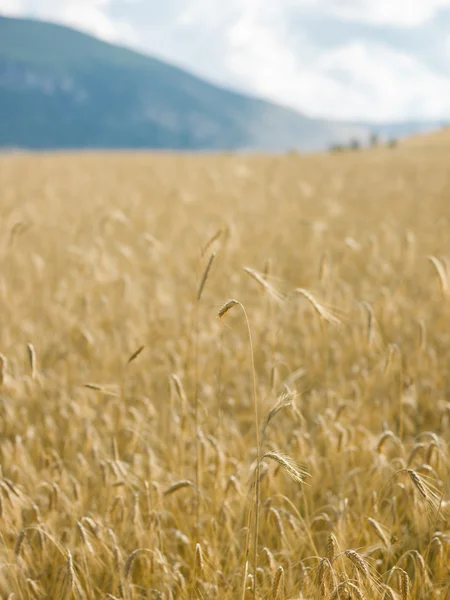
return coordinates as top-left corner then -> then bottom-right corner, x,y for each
218,299 -> 260,600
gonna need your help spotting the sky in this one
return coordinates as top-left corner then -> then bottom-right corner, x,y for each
2,0 -> 450,122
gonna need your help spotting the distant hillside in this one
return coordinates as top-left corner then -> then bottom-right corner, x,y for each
399,126 -> 450,150
0,16 -> 441,152
0,15 -> 378,152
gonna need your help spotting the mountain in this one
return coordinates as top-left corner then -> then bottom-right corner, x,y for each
0,16 -> 436,152
0,15 -> 371,152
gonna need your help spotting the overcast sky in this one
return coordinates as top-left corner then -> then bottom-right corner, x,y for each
2,0 -> 450,122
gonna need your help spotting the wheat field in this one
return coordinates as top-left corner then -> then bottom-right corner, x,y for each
0,146 -> 449,599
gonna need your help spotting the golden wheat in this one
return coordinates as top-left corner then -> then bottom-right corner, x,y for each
0,148 -> 449,598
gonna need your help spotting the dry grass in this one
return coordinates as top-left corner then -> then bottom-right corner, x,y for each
0,147 -> 450,598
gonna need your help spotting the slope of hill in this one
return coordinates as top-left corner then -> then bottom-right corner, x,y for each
400,126 -> 450,150
0,16 -> 375,152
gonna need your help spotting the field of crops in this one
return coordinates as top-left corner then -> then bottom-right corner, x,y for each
0,146 -> 449,599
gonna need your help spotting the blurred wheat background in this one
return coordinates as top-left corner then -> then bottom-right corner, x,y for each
0,146 -> 449,599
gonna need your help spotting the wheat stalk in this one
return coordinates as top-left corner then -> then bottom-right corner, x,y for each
217,299 -> 239,318
262,389 -> 296,440
163,480 -> 196,496
0,353 -> 7,386
260,452 -> 310,484
217,298 -> 260,600
343,549 -> 371,581
127,345 -> 145,364
428,255 -> 449,296
367,517 -> 390,548
327,533 -> 338,563
243,266 -> 284,301
195,542 -> 204,575
270,566 -> 284,599
197,252 -> 216,301
27,343 -> 38,379
293,287 -> 341,324
124,548 -> 152,579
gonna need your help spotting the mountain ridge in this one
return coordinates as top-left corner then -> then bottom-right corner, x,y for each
0,15 -> 438,152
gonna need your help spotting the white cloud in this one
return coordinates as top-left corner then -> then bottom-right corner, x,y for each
311,42 -> 450,120
60,2 -> 136,42
0,0 -> 25,15
323,0 -> 450,27
224,4 -> 304,103
223,13 -> 450,121
194,2 -> 450,121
